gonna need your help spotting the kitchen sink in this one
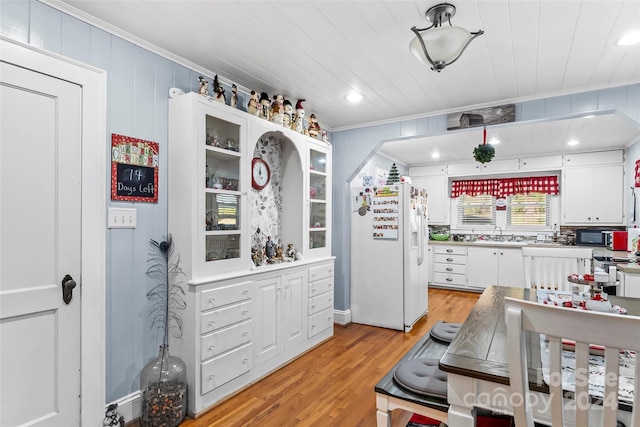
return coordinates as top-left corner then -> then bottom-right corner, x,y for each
473,240 -> 527,246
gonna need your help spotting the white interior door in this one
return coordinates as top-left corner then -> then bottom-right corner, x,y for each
0,61 -> 82,426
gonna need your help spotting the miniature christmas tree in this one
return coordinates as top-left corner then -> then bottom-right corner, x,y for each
386,163 -> 400,184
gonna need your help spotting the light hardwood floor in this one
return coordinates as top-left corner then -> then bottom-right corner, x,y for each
137,288 -> 480,427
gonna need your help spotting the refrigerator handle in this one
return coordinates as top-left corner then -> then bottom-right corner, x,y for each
417,206 -> 425,265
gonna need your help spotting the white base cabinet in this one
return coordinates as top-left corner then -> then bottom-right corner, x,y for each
620,271 -> 640,298
467,247 -> 525,289
174,259 -> 334,416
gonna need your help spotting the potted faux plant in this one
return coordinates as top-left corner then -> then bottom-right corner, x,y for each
473,127 -> 495,164
139,235 -> 187,427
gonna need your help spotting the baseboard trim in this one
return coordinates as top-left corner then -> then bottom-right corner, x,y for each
333,309 -> 351,325
106,391 -> 140,425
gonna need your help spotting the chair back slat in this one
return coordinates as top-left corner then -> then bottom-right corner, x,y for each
522,247 -> 593,291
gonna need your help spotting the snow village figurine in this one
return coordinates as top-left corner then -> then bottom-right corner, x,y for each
307,113 -> 322,138
282,99 -> 293,128
270,94 -> 285,126
265,236 -> 275,260
103,403 -> 125,427
230,84 -> 238,109
274,245 -> 284,260
252,247 -> 263,267
198,76 -> 209,96
291,99 -> 306,134
259,92 -> 270,120
213,75 -> 225,103
247,90 -> 260,116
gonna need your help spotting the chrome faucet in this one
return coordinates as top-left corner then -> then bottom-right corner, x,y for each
494,225 -> 503,240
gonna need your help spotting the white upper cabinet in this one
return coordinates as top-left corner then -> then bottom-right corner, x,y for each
562,164 -> 624,225
410,175 -> 448,225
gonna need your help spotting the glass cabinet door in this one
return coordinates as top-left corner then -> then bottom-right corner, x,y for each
309,149 -> 327,249
204,114 -> 242,263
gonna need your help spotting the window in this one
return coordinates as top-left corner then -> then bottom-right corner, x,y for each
457,194 -> 496,226
507,193 -> 550,227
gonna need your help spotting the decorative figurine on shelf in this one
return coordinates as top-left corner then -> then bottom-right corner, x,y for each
322,130 -> 330,145
307,113 -> 322,138
103,403 -> 125,427
251,247 -> 263,267
247,90 -> 260,116
213,75 -> 225,103
230,84 -> 238,109
285,243 -> 296,261
270,94 -> 285,126
198,76 -> 209,96
282,99 -> 293,128
259,92 -> 270,120
291,99 -> 306,134
265,236 -> 275,260
274,245 -> 284,261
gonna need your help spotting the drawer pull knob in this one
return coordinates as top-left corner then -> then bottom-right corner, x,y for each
446,258 -> 453,262
446,277 -> 453,282
243,290 -> 249,294
243,331 -> 249,336
446,267 -> 453,272
446,249 -> 453,253
209,345 -> 215,350
209,320 -> 215,327
242,310 -> 249,315
312,305 -> 316,309
208,297 -> 215,303
311,325 -> 316,329
209,374 -> 215,380
243,357 -> 249,363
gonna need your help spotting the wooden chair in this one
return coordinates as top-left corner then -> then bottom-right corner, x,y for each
522,247 -> 593,292
505,297 -> 640,427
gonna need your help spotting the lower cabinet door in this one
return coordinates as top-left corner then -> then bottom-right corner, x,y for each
201,342 -> 252,395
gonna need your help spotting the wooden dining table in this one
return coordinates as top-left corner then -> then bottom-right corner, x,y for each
438,285 -> 640,427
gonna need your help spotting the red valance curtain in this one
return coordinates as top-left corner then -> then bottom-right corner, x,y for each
451,175 -> 559,198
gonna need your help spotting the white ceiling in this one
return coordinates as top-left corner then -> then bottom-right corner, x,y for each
378,113 -> 640,165
51,0 -> 640,164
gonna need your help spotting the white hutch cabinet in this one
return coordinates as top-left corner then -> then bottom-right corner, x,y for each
168,92 -> 333,416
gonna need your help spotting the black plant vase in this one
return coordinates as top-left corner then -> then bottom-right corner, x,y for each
140,344 -> 187,427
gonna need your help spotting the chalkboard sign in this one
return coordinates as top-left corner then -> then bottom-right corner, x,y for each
111,134 -> 159,203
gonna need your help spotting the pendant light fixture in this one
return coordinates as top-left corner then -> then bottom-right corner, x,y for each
410,2 -> 484,72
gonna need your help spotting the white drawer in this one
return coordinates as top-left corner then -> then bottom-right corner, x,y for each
308,308 -> 333,338
434,246 -> 466,255
309,264 -> 334,282
200,320 -> 252,361
309,292 -> 333,315
201,343 -> 252,395
434,272 -> 467,286
200,300 -> 252,334
434,263 -> 466,275
309,277 -> 333,296
434,254 -> 466,264
200,281 -> 251,312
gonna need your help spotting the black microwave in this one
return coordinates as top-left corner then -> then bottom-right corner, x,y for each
575,229 -> 608,246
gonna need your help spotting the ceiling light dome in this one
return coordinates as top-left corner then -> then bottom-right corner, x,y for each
410,3 -> 484,72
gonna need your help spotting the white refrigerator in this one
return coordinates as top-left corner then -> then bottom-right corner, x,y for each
350,183 -> 428,331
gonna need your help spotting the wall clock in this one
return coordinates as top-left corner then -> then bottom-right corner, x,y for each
251,157 -> 270,190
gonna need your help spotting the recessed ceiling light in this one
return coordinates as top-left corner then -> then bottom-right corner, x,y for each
431,152 -> 440,159
489,138 -> 500,145
616,31 -> 640,46
346,91 -> 363,103
567,139 -> 580,146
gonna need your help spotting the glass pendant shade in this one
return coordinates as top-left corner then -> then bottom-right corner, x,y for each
409,3 -> 483,71
410,26 -> 475,70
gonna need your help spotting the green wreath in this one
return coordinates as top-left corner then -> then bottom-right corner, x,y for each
473,143 -> 495,164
